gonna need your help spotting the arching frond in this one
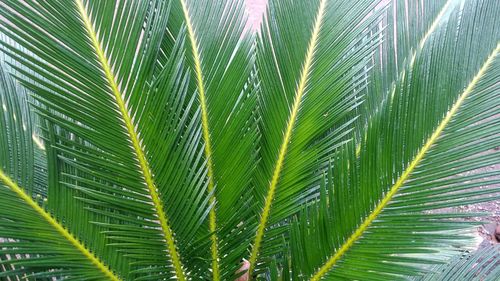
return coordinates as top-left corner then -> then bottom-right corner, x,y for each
0,0 -> 498,280
165,0 -> 260,279
360,0 -> 456,116
0,64 -> 36,193
0,63 -> 122,280
413,245 -> 500,281
289,1 -> 500,279
250,0 -> 384,274
0,0 -> 209,279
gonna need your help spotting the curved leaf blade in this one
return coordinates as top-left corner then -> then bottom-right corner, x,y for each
295,1 -> 500,279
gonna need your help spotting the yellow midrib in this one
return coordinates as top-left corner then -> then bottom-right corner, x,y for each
0,170 -> 121,281
75,1 -> 186,280
179,1 -> 220,280
310,43 -> 500,281
248,0 -> 327,275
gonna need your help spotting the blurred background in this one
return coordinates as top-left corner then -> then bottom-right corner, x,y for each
245,0 -> 266,30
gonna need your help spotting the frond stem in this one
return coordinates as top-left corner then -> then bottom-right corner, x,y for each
75,1 -> 186,279
0,170 -> 121,281
310,43 -> 500,281
248,0 -> 327,275
179,1 -> 220,280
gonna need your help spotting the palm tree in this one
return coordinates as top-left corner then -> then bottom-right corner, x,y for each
0,0 -> 498,280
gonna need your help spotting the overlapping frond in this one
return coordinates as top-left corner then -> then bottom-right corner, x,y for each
164,0 -> 260,279
250,0 -> 385,274
0,0 -> 498,280
0,64 -> 36,193
1,64 -> 121,280
289,0 -> 500,279
0,38 -> 49,277
414,245 -> 500,281
359,0 -> 455,116
0,0 -> 209,279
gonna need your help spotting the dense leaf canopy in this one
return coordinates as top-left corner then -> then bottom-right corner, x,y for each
0,0 -> 499,280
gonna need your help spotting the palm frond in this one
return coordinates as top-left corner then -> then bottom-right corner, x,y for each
0,0 -> 209,279
1,0 -> 499,280
0,63 -> 121,280
414,245 -> 500,281
0,64 -> 36,192
359,0 -> 456,118
288,0 -> 500,279
164,0 -> 260,279
250,0 -> 385,274
0,37 -> 48,278
0,172 -> 121,280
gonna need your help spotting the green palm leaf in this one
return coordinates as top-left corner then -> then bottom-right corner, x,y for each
1,63 -> 120,280
0,0 -> 499,280
0,64 -> 37,193
359,0 -> 455,118
0,36 -> 49,278
250,0 -> 384,274
414,245 -> 500,281
289,0 -> 500,279
164,0 -> 259,279
0,0 -> 208,279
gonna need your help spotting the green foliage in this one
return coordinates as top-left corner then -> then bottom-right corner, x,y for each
413,245 -> 500,281
0,0 -> 499,280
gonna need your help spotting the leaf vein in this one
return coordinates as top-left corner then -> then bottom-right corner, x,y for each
75,1 -> 186,279
179,0 -> 220,279
248,0 -> 328,273
0,170 -> 121,281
